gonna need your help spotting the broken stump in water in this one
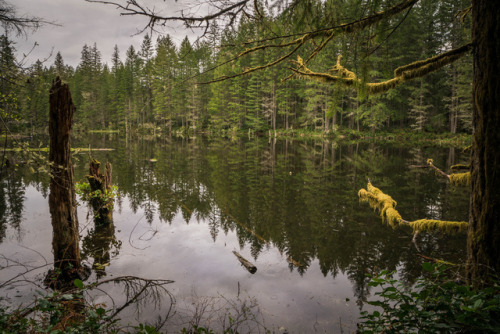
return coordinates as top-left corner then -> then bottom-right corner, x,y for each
87,158 -> 114,225
47,76 -> 87,288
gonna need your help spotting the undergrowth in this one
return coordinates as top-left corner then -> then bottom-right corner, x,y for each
358,263 -> 500,333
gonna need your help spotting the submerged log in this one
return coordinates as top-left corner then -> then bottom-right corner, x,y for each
233,251 -> 257,274
87,158 -> 113,225
48,77 -> 85,287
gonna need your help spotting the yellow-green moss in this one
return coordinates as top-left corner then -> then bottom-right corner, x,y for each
409,219 -> 468,234
450,164 -> 469,170
449,172 -> 471,186
359,182 -> 469,235
359,182 -> 402,228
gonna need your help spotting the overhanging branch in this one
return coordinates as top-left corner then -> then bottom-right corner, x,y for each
290,43 -> 472,94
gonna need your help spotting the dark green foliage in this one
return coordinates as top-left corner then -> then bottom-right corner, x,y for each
5,1 -> 473,137
359,263 -> 500,333
0,289 -> 114,333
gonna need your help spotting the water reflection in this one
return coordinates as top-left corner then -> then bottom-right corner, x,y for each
80,137 -> 467,270
81,222 -> 121,278
0,174 -> 26,242
0,134 -> 470,330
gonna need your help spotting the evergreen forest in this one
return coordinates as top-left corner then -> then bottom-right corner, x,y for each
3,0 -> 500,332
1,0 -> 472,137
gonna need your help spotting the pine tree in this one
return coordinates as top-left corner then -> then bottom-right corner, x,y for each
123,45 -> 140,130
139,34 -> 154,127
0,34 -> 20,131
152,35 -> 177,133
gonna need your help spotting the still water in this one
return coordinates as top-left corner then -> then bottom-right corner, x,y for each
0,134 -> 469,332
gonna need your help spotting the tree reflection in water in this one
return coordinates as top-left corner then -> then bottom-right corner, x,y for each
0,134 -> 469,330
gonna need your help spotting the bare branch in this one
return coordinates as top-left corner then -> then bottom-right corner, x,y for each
86,0 -> 252,34
0,0 -> 54,37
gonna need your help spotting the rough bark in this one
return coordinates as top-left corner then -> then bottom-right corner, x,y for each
467,1 -> 500,287
48,77 -> 82,284
87,158 -> 113,225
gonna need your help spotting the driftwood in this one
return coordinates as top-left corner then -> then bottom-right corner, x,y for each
233,251 -> 257,274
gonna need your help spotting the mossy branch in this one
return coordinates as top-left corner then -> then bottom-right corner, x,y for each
290,43 -> 472,94
409,219 -> 468,234
359,181 -> 468,233
449,172 -> 471,186
426,158 -> 470,186
451,163 -> 470,170
199,0 -> 420,84
358,182 -> 404,228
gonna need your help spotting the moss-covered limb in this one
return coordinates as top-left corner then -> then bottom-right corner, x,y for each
358,182 -> 404,228
201,0 -> 420,84
426,158 -> 470,186
290,43 -> 471,94
449,172 -> 471,186
450,163 -> 470,170
202,40 -> 305,85
393,43 -> 472,77
359,182 -> 469,233
409,219 -> 468,234
426,158 -> 451,180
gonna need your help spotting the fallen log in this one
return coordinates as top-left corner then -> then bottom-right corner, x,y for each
233,251 -> 257,274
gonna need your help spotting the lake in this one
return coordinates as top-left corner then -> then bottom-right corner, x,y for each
0,134 -> 469,332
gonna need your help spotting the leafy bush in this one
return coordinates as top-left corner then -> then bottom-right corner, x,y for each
0,289 -> 114,333
75,181 -> 118,203
358,263 -> 500,333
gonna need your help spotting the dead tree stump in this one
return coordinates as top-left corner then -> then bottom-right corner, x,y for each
87,158 -> 113,225
48,77 -> 84,287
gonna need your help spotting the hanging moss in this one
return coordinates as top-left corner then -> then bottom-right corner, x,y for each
394,43 -> 472,77
358,182 -> 403,228
409,219 -> 468,234
359,182 -> 469,234
291,43 -> 472,95
330,55 -> 357,80
449,172 -> 471,186
366,77 -> 402,94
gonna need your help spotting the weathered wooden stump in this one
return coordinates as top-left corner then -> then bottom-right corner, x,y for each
47,77 -> 85,288
87,158 -> 113,225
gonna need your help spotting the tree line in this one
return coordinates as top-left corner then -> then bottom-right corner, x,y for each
1,0 -> 471,136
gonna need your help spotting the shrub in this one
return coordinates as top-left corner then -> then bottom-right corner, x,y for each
358,263 -> 500,333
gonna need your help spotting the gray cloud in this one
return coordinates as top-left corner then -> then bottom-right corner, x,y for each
11,0 -> 197,67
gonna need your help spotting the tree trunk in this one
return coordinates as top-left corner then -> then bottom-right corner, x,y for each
450,65 -> 458,134
467,1 -> 500,287
48,77 -> 82,284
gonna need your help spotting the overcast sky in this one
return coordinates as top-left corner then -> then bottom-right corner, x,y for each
11,0 -> 198,68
